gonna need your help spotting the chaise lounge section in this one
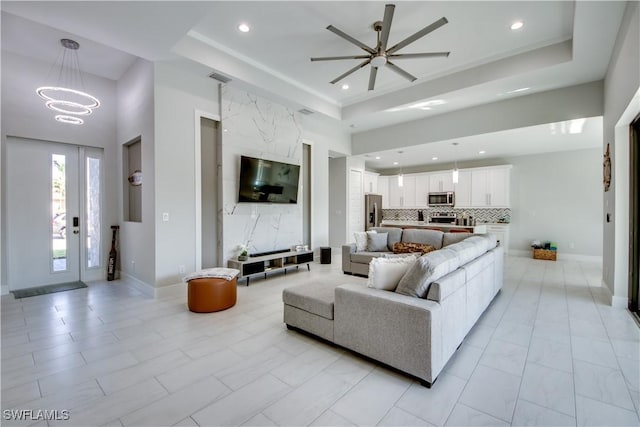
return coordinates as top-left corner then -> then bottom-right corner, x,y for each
284,233 -> 503,387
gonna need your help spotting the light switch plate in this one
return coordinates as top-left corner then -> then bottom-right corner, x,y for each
162,213 -> 169,222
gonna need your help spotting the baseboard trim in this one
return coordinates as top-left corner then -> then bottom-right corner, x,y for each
121,272 -> 155,298
509,249 -> 602,263
155,282 -> 187,299
601,280 -> 628,308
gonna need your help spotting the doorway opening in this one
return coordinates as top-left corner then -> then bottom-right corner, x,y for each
629,113 -> 640,322
4,137 -> 104,290
196,113 -> 221,270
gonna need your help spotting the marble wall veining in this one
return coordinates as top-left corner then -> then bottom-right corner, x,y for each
220,86 -> 303,262
382,208 -> 511,223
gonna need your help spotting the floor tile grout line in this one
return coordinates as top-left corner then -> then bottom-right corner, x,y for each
453,257 -> 527,425
506,260 -> 544,425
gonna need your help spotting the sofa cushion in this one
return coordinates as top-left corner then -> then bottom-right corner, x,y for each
367,233 -> 389,251
461,250 -> 495,280
395,248 -> 461,298
351,251 -> 389,264
445,239 -> 486,266
401,229 -> 444,250
393,242 -> 436,255
367,255 -> 418,291
443,232 -> 472,247
282,282 -> 338,320
427,268 -> 466,302
372,227 -> 403,251
354,230 -> 377,252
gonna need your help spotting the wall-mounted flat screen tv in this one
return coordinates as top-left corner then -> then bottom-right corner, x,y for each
238,155 -> 301,204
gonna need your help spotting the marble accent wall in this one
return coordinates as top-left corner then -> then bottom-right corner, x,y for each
220,86 -> 303,262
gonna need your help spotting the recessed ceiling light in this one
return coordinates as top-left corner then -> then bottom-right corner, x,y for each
432,157 -> 438,160
223,128 -> 228,132
238,23 -> 251,33
375,156 -> 381,160
479,150 -> 486,154
507,87 -> 530,94
510,21 -> 524,30
341,83 -> 349,90
393,161 -> 399,165
409,99 -> 446,109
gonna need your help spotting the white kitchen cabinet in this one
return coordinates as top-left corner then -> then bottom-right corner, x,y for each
363,171 -> 379,194
471,167 -> 511,207
388,175 -> 417,208
415,174 -> 429,207
377,176 -> 389,208
402,175 -> 416,207
486,223 -> 510,254
454,170 -> 472,207
428,172 -> 454,192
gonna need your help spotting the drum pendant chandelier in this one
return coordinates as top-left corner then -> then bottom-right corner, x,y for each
36,38 -> 100,125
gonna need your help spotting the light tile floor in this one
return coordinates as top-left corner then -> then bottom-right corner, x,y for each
1,256 -> 639,427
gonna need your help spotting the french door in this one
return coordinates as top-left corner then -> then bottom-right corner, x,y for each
5,137 -> 103,290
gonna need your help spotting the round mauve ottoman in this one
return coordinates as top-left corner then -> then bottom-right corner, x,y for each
184,268 -> 239,313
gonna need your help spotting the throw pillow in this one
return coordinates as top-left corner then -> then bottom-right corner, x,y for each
393,242 -> 436,255
395,248 -> 461,298
354,230 -> 376,251
367,255 -> 418,291
367,232 -> 388,252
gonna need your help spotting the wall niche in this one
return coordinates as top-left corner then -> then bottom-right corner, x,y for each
123,137 -> 142,222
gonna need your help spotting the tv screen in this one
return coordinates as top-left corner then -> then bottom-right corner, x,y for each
238,156 -> 301,204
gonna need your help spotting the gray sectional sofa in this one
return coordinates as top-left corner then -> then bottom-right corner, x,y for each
283,233 -> 503,387
342,227 -> 472,276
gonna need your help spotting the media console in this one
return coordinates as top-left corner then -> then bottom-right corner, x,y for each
227,250 -> 314,286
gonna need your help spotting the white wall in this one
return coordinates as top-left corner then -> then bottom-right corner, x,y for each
508,149 -> 602,258
603,1 -> 640,306
116,58 -> 156,289
153,60 -> 219,287
328,157 -> 348,248
301,115 -> 351,251
1,50 -> 118,292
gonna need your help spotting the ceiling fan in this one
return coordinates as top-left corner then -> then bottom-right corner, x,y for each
311,4 -> 450,91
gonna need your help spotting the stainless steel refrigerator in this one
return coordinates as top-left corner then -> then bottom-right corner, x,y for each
365,194 -> 382,230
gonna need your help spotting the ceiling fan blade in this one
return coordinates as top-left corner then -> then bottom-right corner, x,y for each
386,61 -> 417,82
310,55 -> 371,62
386,17 -> 448,54
379,4 -> 395,51
327,25 -> 376,54
388,52 -> 450,59
330,59 -> 372,84
368,67 -> 378,91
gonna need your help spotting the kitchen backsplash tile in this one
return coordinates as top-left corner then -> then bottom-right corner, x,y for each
382,208 -> 511,223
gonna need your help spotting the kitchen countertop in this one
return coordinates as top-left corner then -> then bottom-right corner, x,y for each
380,220 -> 487,230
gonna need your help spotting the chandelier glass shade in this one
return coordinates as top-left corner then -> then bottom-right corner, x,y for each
36,39 -> 100,125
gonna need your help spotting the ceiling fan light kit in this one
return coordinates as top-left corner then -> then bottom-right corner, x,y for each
311,4 -> 450,91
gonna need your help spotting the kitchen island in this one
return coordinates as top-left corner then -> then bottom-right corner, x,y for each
380,220 -> 487,234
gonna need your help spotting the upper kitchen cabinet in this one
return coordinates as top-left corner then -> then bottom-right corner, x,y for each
363,171 -> 379,194
454,170 -> 472,207
471,166 -> 511,207
388,175 -> 417,208
428,172 -> 454,192
415,174 -> 429,207
377,175 -> 389,208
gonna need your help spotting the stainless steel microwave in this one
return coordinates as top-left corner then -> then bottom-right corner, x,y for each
428,191 -> 455,207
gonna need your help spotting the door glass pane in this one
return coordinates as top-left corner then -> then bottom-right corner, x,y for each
52,154 -> 67,272
86,156 -> 101,268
